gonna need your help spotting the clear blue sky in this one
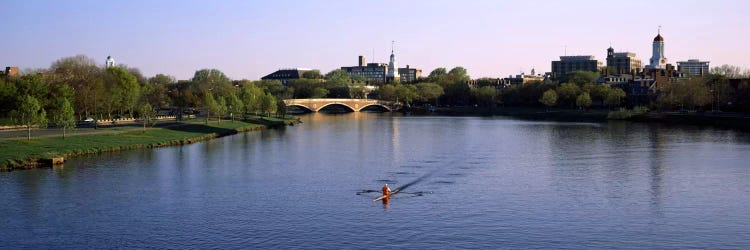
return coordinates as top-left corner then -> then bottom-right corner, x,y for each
2,0 -> 748,80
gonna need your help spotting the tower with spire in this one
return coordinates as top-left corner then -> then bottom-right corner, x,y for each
106,55 -> 115,68
387,41 -> 400,83
648,26 -> 667,69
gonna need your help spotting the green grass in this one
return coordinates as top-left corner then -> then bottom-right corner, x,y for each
0,117 -> 295,171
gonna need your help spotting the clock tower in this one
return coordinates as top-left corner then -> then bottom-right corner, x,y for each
648,28 -> 666,69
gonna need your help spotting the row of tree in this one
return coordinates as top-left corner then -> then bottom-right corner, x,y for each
0,55 -> 285,140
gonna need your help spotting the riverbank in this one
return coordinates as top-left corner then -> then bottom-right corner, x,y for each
411,106 -> 750,129
0,117 -> 298,171
419,106 -> 610,122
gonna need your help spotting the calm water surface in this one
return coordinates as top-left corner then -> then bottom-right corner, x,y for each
2,113 -> 750,249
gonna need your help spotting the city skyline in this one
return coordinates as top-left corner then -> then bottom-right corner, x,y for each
2,0 -> 748,80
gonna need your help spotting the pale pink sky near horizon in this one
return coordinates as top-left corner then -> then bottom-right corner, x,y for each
2,0 -> 748,80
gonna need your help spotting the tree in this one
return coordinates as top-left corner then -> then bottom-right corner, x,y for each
258,92 -> 276,117
471,86 -> 498,107
302,70 -> 322,79
395,84 -> 418,105
428,68 -> 448,82
138,103 -> 154,132
566,71 -> 600,86
557,82 -> 581,107
311,87 -> 329,98
415,82 -> 444,105
539,89 -> 558,110
711,64 -> 746,78
216,97 -> 227,124
575,92 -> 592,110
14,95 -> 47,140
226,93 -> 244,121
203,91 -> 218,124
106,67 -> 141,117
604,88 -> 627,108
52,98 -> 76,138
378,84 -> 397,101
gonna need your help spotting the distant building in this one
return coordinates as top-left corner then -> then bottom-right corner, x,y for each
646,30 -> 667,69
261,68 -> 315,86
341,52 -> 421,84
341,57 -> 389,84
551,55 -> 603,80
2,66 -> 19,77
606,47 -> 642,74
504,68 -> 546,85
398,65 -> 421,83
106,55 -> 115,68
677,59 -> 710,76
387,43 -> 400,83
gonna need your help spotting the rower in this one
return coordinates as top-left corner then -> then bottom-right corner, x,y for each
382,184 -> 391,197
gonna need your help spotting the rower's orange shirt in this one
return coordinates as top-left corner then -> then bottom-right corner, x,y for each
382,185 -> 391,196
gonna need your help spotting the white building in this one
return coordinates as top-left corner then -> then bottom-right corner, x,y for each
387,41 -> 400,83
647,31 -> 667,69
106,55 -> 115,68
677,59 -> 710,76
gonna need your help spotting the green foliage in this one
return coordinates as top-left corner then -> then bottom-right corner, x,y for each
203,91 -> 219,124
378,84 -> 396,101
604,88 -> 627,108
52,98 -> 76,138
557,82 -> 581,107
138,103 -> 155,132
395,84 -> 418,104
471,86 -> 498,107
13,95 -> 47,140
539,89 -> 558,108
607,108 -> 632,120
566,71 -> 600,86
656,78 -> 711,110
302,70 -> 322,79
107,67 -> 141,117
311,87 -> 329,98
415,82 -> 444,104
575,92 -> 592,109
226,93 -> 244,121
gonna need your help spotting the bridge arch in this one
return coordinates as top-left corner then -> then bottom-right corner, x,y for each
359,103 -> 392,112
317,103 -> 356,112
286,104 -> 315,112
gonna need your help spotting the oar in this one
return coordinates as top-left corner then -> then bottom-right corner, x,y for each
372,189 -> 400,202
371,170 -> 437,202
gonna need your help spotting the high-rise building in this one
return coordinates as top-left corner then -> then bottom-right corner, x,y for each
106,55 -> 115,68
606,47 -> 642,74
647,30 -> 667,69
551,55 -> 603,80
677,59 -> 710,76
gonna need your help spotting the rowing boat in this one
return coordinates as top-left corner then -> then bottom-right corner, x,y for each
372,189 -> 400,202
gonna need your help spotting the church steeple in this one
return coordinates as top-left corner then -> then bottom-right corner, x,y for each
387,40 -> 400,82
648,26 -> 666,69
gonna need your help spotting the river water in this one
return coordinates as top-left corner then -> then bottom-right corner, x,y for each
2,113 -> 750,249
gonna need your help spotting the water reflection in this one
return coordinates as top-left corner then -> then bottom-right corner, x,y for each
1,114 -> 750,249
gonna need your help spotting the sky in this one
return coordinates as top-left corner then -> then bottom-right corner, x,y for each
1,0 -> 749,80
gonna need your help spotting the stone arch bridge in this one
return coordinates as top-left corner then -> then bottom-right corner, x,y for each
283,98 -> 401,112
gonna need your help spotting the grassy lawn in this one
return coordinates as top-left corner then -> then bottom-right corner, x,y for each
0,117 -> 295,170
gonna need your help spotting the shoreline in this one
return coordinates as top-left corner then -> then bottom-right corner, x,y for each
408,106 -> 750,129
0,117 -> 299,172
